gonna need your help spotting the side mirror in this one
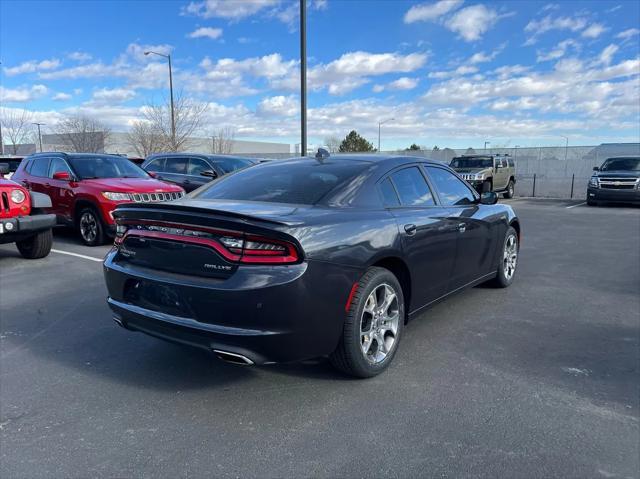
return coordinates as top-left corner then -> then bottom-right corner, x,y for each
479,191 -> 498,205
0,163 -> 9,175
147,171 -> 158,178
200,170 -> 218,178
593,166 -> 599,171
52,171 -> 71,181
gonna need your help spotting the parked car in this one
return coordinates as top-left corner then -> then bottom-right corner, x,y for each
142,153 -> 257,192
0,163 -> 56,259
103,152 -> 521,378
12,153 -> 185,246
0,155 -> 25,179
450,154 -> 516,198
587,156 -> 640,206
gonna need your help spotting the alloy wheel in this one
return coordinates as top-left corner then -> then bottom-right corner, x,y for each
80,212 -> 98,243
360,283 -> 400,364
503,234 -> 518,280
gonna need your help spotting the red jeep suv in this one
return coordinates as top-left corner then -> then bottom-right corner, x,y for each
13,153 -> 185,246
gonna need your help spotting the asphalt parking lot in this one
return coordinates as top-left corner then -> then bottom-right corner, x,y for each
1,199 -> 638,478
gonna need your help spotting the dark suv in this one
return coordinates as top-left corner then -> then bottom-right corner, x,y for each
587,156 -> 640,206
142,153 -> 257,192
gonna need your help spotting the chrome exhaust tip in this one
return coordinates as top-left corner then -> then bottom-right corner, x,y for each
112,316 -> 125,328
213,349 -> 254,366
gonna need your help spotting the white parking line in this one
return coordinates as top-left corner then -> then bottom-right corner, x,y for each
51,249 -> 104,263
566,202 -> 587,209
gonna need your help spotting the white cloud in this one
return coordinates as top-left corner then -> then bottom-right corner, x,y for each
581,23 -> 607,39
91,88 -> 136,103
188,27 -> 223,39
403,0 -> 463,23
469,50 -> 499,64
0,84 -> 49,102
524,15 -> 588,44
428,65 -> 478,79
52,92 -> 72,101
182,0 -> 278,20
536,39 -> 580,62
257,95 -> 299,116
3,59 -> 61,76
373,77 -> 419,92
445,4 -> 500,42
616,28 -> 640,40
598,44 -> 619,65
68,51 -> 92,62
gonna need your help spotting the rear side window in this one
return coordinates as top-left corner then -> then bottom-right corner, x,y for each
389,167 -> 435,206
426,167 -> 476,206
378,178 -> 400,207
146,158 -> 165,172
30,158 -> 50,177
194,160 -> 370,205
165,157 -> 188,174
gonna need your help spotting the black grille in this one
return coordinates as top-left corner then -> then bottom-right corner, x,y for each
1,192 -> 9,213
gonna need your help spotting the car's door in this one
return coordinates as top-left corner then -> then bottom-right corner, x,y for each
47,157 -> 75,223
494,157 -> 509,190
381,165 -> 458,308
424,165 -> 497,289
22,157 -> 50,196
184,157 -> 217,192
144,157 -> 166,179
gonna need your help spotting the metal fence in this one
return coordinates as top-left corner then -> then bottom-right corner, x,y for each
246,143 -> 640,200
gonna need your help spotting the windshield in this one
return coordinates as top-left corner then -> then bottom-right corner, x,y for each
213,157 -> 255,174
67,156 -> 150,179
192,159 -> 370,205
600,157 -> 640,171
450,157 -> 493,169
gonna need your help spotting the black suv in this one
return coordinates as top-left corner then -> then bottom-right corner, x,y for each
142,153 -> 257,192
587,156 -> 640,206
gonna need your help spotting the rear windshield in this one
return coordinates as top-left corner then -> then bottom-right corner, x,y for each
67,156 -> 149,179
213,157 -> 255,174
193,159 -> 370,205
600,157 -> 640,171
450,157 -> 493,169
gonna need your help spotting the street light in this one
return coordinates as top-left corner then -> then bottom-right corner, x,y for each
144,50 -> 175,148
484,140 -> 490,151
33,122 -> 45,152
300,0 -> 307,156
560,135 -> 569,175
378,118 -> 395,152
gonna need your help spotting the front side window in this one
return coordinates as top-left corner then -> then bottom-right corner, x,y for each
48,157 -> 72,178
390,167 -> 435,206
145,158 -> 165,172
426,167 -> 476,206
508,158 -> 515,167
165,157 -> 188,174
30,158 -> 50,177
187,158 -> 211,176
213,157 -> 255,174
66,156 -> 149,179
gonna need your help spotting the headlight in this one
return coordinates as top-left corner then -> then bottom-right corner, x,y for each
588,176 -> 599,188
10,189 -> 26,203
475,173 -> 485,181
101,192 -> 131,201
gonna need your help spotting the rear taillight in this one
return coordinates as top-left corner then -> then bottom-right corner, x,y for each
115,220 -> 300,264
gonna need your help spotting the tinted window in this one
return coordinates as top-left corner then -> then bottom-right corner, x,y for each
426,167 -> 476,206
390,167 -> 435,206
379,178 -> 400,207
214,157 -> 254,174
30,158 -> 50,177
146,158 -> 165,172
188,158 -> 211,175
66,156 -> 149,179
508,158 -> 515,167
450,157 -> 493,168
49,157 -> 72,178
165,157 -> 188,174
194,160 -> 370,205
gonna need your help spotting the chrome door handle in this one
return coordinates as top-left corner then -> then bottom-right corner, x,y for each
457,223 -> 466,233
404,224 -> 417,236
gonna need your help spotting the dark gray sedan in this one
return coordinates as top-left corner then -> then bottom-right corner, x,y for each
104,153 -> 521,378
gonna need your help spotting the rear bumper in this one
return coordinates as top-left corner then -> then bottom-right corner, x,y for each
587,187 -> 640,204
0,213 -> 56,243
103,250 -> 360,364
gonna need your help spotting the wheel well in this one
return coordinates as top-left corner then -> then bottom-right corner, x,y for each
372,257 -> 412,322
509,219 -> 521,244
74,199 -> 100,224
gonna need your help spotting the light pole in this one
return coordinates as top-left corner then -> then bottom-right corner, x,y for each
144,51 -> 175,149
560,135 -> 569,176
484,140 -> 490,151
378,118 -> 394,152
300,0 -> 307,156
33,122 -> 45,152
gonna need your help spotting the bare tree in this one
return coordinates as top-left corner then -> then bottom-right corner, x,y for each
0,108 -> 34,154
324,136 -> 341,153
211,127 -> 236,154
143,94 -> 208,152
126,121 -> 166,158
53,114 -> 111,153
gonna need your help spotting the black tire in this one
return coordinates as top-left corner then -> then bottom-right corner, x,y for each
329,267 -> 405,378
491,226 -> 518,288
16,229 -> 53,259
77,206 -> 105,246
587,198 -> 597,206
504,179 -> 515,199
481,180 -> 492,193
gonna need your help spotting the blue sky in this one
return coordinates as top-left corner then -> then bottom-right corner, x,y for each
1,0 -> 639,150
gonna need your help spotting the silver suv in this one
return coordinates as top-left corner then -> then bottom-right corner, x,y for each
449,154 -> 516,198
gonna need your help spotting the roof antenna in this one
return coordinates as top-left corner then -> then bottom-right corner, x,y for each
315,147 -> 330,162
